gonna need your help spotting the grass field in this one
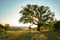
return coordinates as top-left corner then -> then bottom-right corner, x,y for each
0,30 -> 60,40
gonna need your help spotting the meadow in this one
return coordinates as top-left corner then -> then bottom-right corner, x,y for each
0,30 -> 60,40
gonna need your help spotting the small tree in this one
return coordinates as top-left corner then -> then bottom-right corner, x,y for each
19,4 -> 55,31
4,24 -> 10,31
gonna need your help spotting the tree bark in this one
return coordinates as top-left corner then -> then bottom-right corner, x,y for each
37,23 -> 41,31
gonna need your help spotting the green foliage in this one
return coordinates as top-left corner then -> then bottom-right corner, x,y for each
19,4 -> 55,31
54,20 -> 60,31
4,24 -> 10,31
0,24 -> 11,32
0,24 -> 4,32
48,22 -> 55,31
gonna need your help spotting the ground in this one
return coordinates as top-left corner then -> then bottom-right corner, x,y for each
0,30 -> 60,40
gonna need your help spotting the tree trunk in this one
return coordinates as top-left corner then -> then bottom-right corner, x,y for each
37,23 -> 41,31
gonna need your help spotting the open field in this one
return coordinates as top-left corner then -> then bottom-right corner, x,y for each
0,30 -> 60,40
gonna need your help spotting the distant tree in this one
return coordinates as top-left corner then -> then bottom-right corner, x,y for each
54,20 -> 60,31
0,24 -> 4,29
0,24 -> 4,32
4,24 -> 10,31
19,4 -> 55,31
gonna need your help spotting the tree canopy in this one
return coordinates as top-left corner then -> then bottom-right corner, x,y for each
19,4 -> 55,31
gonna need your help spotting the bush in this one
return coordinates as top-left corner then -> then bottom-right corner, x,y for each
0,24 -> 4,32
54,20 -> 60,31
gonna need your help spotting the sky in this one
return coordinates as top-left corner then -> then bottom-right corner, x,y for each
0,0 -> 60,26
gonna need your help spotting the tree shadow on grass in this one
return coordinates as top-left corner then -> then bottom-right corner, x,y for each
41,31 -> 60,40
11,32 -> 48,40
3,31 -> 60,40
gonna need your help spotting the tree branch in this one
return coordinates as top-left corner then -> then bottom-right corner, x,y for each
33,22 -> 37,25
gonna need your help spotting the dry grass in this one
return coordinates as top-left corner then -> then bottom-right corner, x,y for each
6,30 -> 29,36
32,34 -> 48,40
0,30 -> 60,40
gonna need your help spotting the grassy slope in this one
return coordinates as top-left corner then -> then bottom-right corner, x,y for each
0,30 -> 60,40
41,31 -> 60,40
